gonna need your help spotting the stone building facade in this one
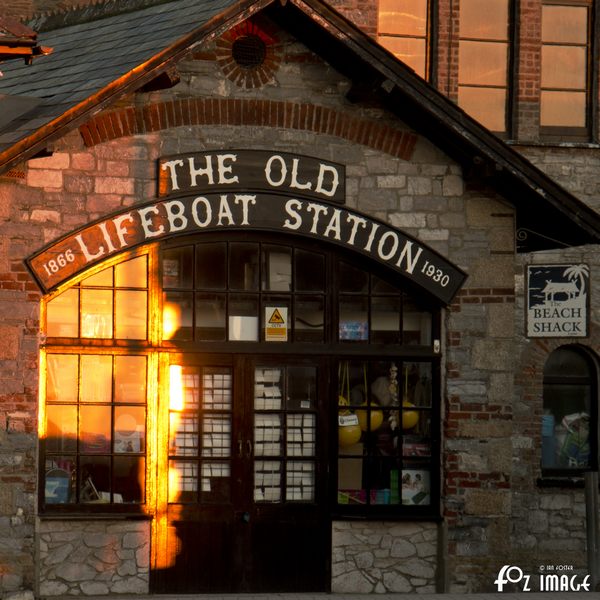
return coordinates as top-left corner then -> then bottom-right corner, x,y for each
0,0 -> 599,597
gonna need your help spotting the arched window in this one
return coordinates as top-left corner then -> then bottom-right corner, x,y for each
542,345 -> 597,473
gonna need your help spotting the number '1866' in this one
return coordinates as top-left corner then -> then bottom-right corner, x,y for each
421,260 -> 450,287
42,249 -> 75,277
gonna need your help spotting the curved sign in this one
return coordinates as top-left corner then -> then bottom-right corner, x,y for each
26,193 -> 466,303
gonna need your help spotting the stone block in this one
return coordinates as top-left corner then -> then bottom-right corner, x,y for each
390,539 -> 416,558
28,153 -> 70,170
443,174 -> 463,196
539,494 -> 573,510
487,303 -> 515,338
94,177 -> 134,195
0,326 -> 19,360
467,255 -> 514,287
27,169 -> 63,189
467,196 -> 513,227
471,338 -> 515,371
464,489 -> 510,516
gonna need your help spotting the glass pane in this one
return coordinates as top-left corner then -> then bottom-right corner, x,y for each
202,416 -> 231,457
201,462 -> 230,503
338,457 -> 365,505
286,461 -> 315,501
81,267 -> 113,287
263,298 -> 290,342
80,405 -> 111,453
295,250 -> 325,291
230,243 -> 259,290
47,354 -> 78,403
378,36 -> 426,78
46,405 -> 77,453
115,290 -> 147,339
255,367 -> 283,410
372,274 -> 399,294
378,0 -> 428,36
196,243 -> 227,289
544,348 -> 590,378
460,0 -> 508,40
459,40 -> 508,86
80,456 -> 110,503
295,296 -> 324,342
203,368 -> 232,410
371,296 -> 401,343
339,296 -> 368,341
401,467 -> 430,505
254,460 -> 282,502
401,362 -> 432,409
287,366 -> 317,409
115,356 -> 146,404
542,46 -> 586,89
229,295 -> 259,341
262,246 -> 292,291
114,406 -> 145,453
115,256 -> 147,288
163,246 -> 193,289
163,291 -> 193,340
255,414 -> 283,456
196,293 -> 226,340
542,5 -> 588,44
45,457 -> 75,504
114,456 -> 144,503
458,85 -> 506,132
80,355 -> 112,403
340,262 -> 368,292
46,289 -> 79,337
169,460 -> 197,503
540,90 -> 586,127
170,413 -> 198,456
287,414 -> 316,456
81,289 -> 113,338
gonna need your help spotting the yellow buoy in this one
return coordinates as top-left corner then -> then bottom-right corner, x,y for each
338,395 -> 362,446
356,402 -> 384,432
402,400 -> 419,429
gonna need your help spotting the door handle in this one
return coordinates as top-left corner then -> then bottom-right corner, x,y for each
246,439 -> 253,457
238,438 -> 243,458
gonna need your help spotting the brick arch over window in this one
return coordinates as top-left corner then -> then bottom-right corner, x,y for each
515,325 -> 600,479
78,98 -> 418,161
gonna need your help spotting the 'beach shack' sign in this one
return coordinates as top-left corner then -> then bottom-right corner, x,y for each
527,264 -> 589,337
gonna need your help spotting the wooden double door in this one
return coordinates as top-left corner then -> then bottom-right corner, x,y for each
152,353 -> 331,593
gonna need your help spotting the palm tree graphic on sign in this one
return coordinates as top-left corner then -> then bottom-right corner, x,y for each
563,264 -> 589,297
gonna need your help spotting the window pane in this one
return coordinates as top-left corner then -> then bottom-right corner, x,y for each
169,460 -> 197,503
339,297 -> 368,341
115,356 -> 146,404
295,296 -> 324,342
47,354 -> 78,403
46,405 -> 77,453
196,243 -> 226,289
286,461 -> 315,501
81,289 -> 113,338
544,347 -> 590,378
115,290 -> 147,339
378,0 -> 428,35
459,41 -> 508,86
80,405 -> 111,453
287,366 -> 317,409
402,467 -> 431,505
80,456 -> 110,502
254,460 -> 282,502
541,90 -> 586,127
542,5 -> 588,44
262,246 -> 292,291
460,0 -> 508,40
81,267 -> 113,287
196,293 -> 226,340
295,250 -> 324,292
229,295 -> 259,341
47,289 -> 79,337
458,86 -> 506,132
542,46 -> 586,89
340,262 -> 368,293
115,256 -> 147,288
402,298 -> 432,345
371,296 -> 401,343
230,243 -> 259,290
163,246 -> 193,289
163,291 -> 193,340
114,456 -> 145,503
114,406 -> 145,453
80,355 -> 112,403
200,462 -> 230,503
378,37 -> 426,78
45,458 -> 75,504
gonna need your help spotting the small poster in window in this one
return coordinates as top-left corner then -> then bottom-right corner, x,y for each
265,306 -> 288,342
339,321 -> 368,341
527,264 -> 589,338
401,469 -> 430,505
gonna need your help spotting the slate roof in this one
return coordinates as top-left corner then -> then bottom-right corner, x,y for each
0,0 -> 599,251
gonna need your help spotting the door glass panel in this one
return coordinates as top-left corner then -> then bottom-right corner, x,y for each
168,366 -> 232,504
255,414 -> 283,456
254,460 -> 282,502
255,368 -> 283,410
287,414 -> 316,456
287,366 -> 317,409
287,461 -> 315,501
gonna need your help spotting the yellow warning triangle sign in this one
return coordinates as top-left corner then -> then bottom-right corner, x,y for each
268,308 -> 285,324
